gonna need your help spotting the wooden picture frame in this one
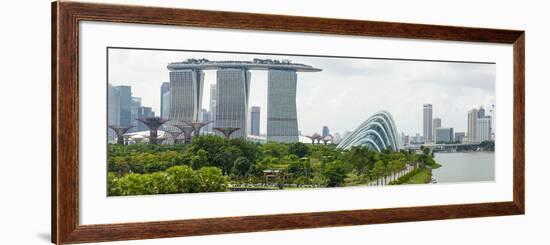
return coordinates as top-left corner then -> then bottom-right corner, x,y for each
52,1 -> 525,244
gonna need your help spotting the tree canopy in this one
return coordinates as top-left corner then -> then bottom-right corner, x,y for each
108,135 -> 437,196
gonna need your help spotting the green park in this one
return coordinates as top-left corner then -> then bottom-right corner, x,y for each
107,135 -> 441,196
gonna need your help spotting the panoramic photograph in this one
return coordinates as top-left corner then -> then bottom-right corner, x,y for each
106,47 -> 496,197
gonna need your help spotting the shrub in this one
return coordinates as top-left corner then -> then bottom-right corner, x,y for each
196,167 -> 227,192
107,165 -> 228,196
166,165 -> 198,193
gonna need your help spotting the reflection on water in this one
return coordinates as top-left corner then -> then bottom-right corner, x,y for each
432,152 -> 495,183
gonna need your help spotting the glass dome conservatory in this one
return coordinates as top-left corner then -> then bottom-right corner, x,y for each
337,111 -> 401,152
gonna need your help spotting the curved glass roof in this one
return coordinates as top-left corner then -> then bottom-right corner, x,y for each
336,111 -> 401,152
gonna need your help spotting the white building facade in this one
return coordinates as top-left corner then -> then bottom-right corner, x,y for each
476,117 -> 492,142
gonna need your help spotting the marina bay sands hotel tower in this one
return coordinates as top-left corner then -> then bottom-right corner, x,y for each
167,58 -> 321,141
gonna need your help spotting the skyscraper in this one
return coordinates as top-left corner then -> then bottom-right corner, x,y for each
209,84 -> 217,132
476,117 -> 491,142
167,69 -> 204,123
115,85 -> 132,128
215,68 -> 251,138
107,84 -> 121,140
267,70 -> 299,142
468,108 -> 479,143
322,126 -> 330,138
200,108 -> 211,133
250,106 -> 261,136
161,90 -> 170,121
160,82 -> 170,118
432,118 -> 441,138
423,104 -> 433,143
435,127 -> 453,144
130,97 -> 141,131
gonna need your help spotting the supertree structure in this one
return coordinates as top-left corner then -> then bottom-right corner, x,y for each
315,135 -> 324,144
173,124 -> 195,144
164,130 -> 184,144
156,136 -> 167,145
135,117 -> 169,145
213,127 -> 241,139
183,120 -> 213,136
305,135 -> 316,144
306,133 -> 322,145
108,125 -> 134,145
322,135 -> 333,145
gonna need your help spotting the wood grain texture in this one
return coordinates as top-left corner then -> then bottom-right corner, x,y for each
64,202 -> 521,244
53,1 -> 80,244
513,33 -> 525,213
51,1 -> 525,244
62,1 -> 523,43
51,1 -> 58,243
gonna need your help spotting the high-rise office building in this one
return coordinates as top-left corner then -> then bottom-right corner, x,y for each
435,127 -> 453,144
250,106 -> 261,136
167,69 -> 204,123
200,108 -> 211,133
454,132 -> 466,143
215,68 -> 251,138
130,97 -> 142,131
476,117 -> 491,142
107,84 -> 121,140
433,118 -> 441,138
108,84 -> 120,125
423,104 -> 433,143
322,126 -> 330,138
107,85 -> 132,137
267,70 -> 299,142
114,85 -> 132,128
467,108 -> 479,143
209,84 -> 217,132
161,91 -> 170,121
160,82 -> 170,118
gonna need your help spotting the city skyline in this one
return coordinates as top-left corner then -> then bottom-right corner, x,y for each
109,83 -> 494,143
108,48 -> 496,137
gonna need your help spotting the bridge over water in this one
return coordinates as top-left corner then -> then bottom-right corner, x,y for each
405,143 -> 481,152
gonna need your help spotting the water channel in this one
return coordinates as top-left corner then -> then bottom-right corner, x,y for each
432,152 -> 495,183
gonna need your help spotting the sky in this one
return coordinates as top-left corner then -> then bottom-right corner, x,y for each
108,48 -> 495,137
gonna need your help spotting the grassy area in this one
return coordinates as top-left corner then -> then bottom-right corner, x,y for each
404,168 -> 432,184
